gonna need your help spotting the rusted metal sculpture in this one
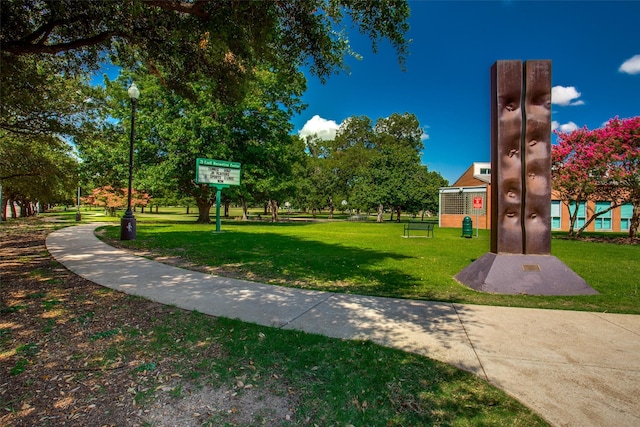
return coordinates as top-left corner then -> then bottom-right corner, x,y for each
491,60 -> 551,255
455,60 -> 597,295
522,60 -> 552,254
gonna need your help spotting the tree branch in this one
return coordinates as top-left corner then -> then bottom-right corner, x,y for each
19,18 -> 79,44
0,173 -> 43,180
4,31 -> 117,55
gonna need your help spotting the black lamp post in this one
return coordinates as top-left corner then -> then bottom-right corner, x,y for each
120,82 -> 140,240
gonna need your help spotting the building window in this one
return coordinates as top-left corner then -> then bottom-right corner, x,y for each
441,190 -> 486,215
551,200 -> 561,229
441,192 -> 465,215
479,168 -> 491,175
594,202 -> 612,230
621,203 -> 633,231
569,201 -> 587,228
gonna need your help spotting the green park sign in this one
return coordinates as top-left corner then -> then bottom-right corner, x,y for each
195,158 -> 241,186
195,158 -> 242,232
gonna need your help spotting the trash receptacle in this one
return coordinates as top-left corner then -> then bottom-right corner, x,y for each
75,211 -> 82,221
462,216 -> 472,238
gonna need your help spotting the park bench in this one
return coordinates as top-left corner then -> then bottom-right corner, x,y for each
403,221 -> 434,238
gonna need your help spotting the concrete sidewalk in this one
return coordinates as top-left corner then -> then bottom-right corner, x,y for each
46,224 -> 640,427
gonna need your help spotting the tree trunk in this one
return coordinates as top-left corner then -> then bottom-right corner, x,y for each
565,201 -> 579,237
269,200 -> 278,222
224,200 -> 230,217
195,186 -> 214,223
10,200 -> 17,218
270,199 -> 278,222
328,196 -> 334,219
240,195 -> 248,220
377,204 -> 384,223
396,205 -> 402,223
196,198 -> 213,223
576,202 -> 620,238
630,204 -> 640,239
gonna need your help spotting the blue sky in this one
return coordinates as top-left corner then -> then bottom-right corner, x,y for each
294,0 -> 640,183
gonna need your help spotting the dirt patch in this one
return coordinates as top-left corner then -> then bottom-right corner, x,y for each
0,219 -> 296,426
144,383 -> 294,426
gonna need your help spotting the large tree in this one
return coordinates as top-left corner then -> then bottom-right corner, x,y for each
3,1 -> 411,220
599,117 -> 640,237
552,116 -> 640,238
307,113 -> 443,222
2,0 -> 410,132
0,131 -> 78,219
76,65 -> 307,223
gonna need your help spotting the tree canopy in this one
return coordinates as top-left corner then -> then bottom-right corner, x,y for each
1,0 -> 411,216
75,64 -> 307,223
552,116 -> 640,238
0,131 -> 78,219
2,0 -> 409,107
301,113 -> 446,222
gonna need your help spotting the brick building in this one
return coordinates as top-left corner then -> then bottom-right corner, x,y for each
439,162 -> 636,233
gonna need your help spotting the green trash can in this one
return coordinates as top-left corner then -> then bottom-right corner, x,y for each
462,216 -> 473,238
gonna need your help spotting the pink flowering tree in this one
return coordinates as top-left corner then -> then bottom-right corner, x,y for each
552,127 -> 613,237
552,116 -> 640,238
599,116 -> 640,238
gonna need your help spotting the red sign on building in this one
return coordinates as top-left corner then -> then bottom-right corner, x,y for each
473,197 -> 483,209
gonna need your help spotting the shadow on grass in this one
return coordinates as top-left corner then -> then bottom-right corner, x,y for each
116,224 -> 432,299
48,225 -> 484,375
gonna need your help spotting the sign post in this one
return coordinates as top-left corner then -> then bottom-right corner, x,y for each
195,158 -> 241,232
473,196 -> 483,237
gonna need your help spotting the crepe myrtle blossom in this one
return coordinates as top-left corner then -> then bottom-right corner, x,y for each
552,116 -> 640,237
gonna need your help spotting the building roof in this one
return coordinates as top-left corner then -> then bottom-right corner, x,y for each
452,162 -> 491,187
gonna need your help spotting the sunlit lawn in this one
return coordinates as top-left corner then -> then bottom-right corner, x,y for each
75,208 -> 640,314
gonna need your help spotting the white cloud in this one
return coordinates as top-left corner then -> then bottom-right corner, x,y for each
300,114 -> 431,142
619,54 -> 640,75
551,86 -> 584,106
298,115 -> 341,141
553,121 -> 578,133
421,125 -> 430,141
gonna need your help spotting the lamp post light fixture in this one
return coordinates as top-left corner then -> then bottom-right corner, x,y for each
120,82 -> 140,240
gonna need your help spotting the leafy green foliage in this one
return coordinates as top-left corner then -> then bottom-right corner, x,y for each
2,0 -> 410,131
0,131 -> 80,216
301,113 -> 447,221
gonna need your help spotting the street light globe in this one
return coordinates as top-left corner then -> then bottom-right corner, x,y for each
128,82 -> 140,100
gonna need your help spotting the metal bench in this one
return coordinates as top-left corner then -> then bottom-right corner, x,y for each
403,222 -> 434,238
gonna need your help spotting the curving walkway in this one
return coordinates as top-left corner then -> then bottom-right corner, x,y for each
46,223 -> 640,427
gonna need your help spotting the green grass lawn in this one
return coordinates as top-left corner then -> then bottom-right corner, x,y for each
2,214 -> 551,426
81,210 -> 640,314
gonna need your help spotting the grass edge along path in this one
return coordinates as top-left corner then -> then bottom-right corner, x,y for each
91,215 -> 640,314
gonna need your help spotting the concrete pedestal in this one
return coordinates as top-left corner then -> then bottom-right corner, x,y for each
455,252 -> 598,295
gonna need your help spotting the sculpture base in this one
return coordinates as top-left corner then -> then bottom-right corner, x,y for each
455,253 -> 598,295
